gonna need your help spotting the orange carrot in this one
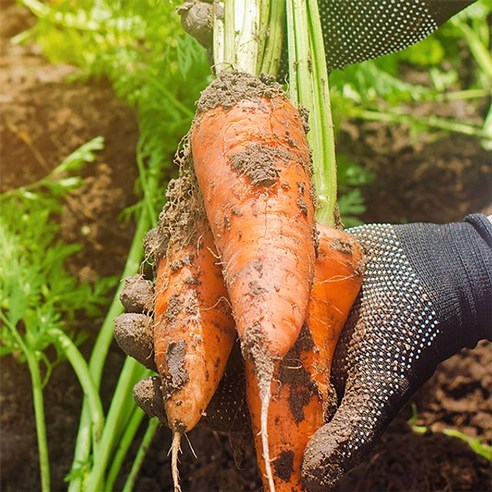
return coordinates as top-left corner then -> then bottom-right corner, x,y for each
152,168 -> 236,490
191,72 -> 316,488
246,225 -> 365,491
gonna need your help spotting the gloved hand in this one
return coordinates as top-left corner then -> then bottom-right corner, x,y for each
302,214 -> 492,489
114,214 -> 492,489
177,0 -> 474,71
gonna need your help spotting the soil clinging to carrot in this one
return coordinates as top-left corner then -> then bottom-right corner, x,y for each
229,143 -> 292,187
273,450 -> 295,483
163,340 -> 189,396
195,71 -> 285,114
279,326 -> 318,424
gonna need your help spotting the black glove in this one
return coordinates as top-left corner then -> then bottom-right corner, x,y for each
302,214 -> 492,489
315,0 -> 474,70
178,0 -> 475,71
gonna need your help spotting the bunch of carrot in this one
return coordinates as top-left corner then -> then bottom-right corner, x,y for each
150,70 -> 365,491
144,1 -> 367,490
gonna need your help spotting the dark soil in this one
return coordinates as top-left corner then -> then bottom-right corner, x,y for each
1,4 -> 491,492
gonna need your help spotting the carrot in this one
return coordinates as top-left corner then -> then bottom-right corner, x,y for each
245,224 -> 365,491
152,163 -> 236,491
190,71 -> 316,489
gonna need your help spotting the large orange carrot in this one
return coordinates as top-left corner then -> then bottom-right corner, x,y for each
191,72 -> 316,488
152,167 -> 236,490
246,225 -> 365,491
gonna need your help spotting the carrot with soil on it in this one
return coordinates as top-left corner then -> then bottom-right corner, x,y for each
151,164 -> 236,491
190,71 -> 317,490
246,224 -> 365,491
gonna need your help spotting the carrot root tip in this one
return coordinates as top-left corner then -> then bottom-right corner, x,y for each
259,363 -> 276,492
171,432 -> 182,492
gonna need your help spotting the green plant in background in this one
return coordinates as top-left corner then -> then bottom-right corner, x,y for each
0,138 -> 115,492
329,0 -> 492,145
328,0 -> 492,221
409,404 -> 492,462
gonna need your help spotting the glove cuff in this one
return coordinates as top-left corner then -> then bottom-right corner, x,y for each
394,214 -> 492,360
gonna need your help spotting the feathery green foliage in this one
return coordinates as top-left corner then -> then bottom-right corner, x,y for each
0,138 -> 114,492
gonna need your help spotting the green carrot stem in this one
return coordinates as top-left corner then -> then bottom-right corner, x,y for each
68,205 -> 152,491
4,320 -> 51,492
85,358 -> 148,492
25,349 -> 51,492
287,0 -> 337,226
136,141 -> 157,226
307,0 -> 336,225
48,329 -> 105,448
216,0 -> 273,76
355,108 -> 492,141
121,418 -> 160,492
104,407 -> 146,492
260,0 -> 286,76
222,1 -> 236,71
456,21 -> 492,81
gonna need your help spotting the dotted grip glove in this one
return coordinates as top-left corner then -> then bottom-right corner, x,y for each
302,214 -> 492,489
114,214 -> 492,488
179,0 -> 475,71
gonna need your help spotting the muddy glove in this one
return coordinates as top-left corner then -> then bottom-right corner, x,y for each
302,214 -> 492,490
114,274 -> 249,433
178,0 -> 475,71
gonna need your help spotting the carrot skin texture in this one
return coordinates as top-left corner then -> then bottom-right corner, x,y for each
246,225 -> 365,491
192,77 -> 316,490
153,220 -> 236,433
191,93 -> 316,360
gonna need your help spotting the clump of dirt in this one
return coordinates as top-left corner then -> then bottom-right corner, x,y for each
195,70 -> 285,113
273,449 -> 295,483
279,326 -> 318,424
163,340 -> 190,397
229,143 -> 292,187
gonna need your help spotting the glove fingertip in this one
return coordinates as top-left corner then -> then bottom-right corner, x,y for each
119,274 -> 154,313
133,376 -> 167,424
114,313 -> 156,371
302,425 -> 346,490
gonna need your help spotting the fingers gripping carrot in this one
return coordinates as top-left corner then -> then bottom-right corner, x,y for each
191,72 -> 317,489
246,225 -> 365,491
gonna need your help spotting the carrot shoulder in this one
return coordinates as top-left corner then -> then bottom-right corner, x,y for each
246,225 -> 365,491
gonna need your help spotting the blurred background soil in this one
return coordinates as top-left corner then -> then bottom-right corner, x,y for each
1,4 -> 491,491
